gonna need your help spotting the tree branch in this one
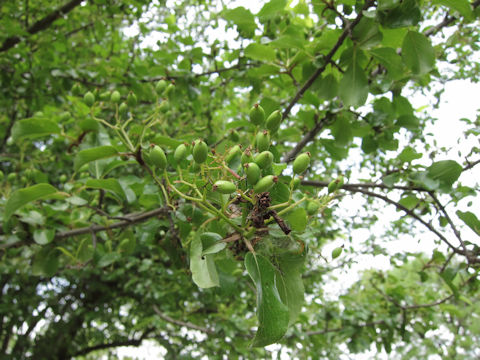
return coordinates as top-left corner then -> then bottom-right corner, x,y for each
55,206 -> 170,240
0,0 -> 84,53
282,112 -> 333,163
300,179 -> 429,192
282,0 -> 374,121
152,305 -> 215,335
73,328 -> 154,357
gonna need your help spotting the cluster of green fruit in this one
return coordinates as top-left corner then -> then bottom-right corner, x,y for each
144,103 -> 313,199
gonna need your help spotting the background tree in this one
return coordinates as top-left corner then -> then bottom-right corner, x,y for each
1,0 -> 479,358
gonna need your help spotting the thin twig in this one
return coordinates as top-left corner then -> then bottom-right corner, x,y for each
152,305 -> 215,335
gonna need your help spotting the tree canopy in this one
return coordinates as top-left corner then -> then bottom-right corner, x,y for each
1,0 -> 480,358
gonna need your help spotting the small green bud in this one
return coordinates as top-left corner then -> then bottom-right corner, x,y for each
249,103 -> 265,126
225,145 -> 242,164
244,162 -> 261,185
254,151 -> 274,169
150,145 -> 167,170
127,92 -> 137,107
174,143 -> 188,163
306,201 -> 320,215
118,102 -> 128,116
254,175 -> 278,193
255,130 -> 270,152
241,147 -> 253,165
292,152 -> 310,174
111,90 -> 121,104
213,180 -> 237,194
193,140 -> 208,164
155,79 -> 167,94
83,91 -> 95,107
331,246 -> 343,259
266,110 -> 282,133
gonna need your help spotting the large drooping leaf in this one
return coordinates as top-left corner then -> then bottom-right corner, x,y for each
74,146 -> 119,172
245,253 -> 289,347
32,247 -> 59,277
456,211 -> 480,236
4,184 -> 60,221
370,47 -> 404,80
339,62 -> 369,107
190,234 -> 219,288
402,31 -> 435,74
11,118 -> 61,140
274,251 -> 306,325
352,18 -> 383,49
377,0 -> 421,28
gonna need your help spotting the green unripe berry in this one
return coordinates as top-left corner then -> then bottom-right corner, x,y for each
150,145 -> 167,170
7,173 -> 16,182
164,83 -> 175,96
118,102 -> 128,116
159,100 -> 169,113
193,140 -> 208,164
59,174 -> 68,183
225,145 -> 242,164
174,143 -> 188,163
111,91 -> 121,104
244,162 -> 261,185
213,180 -> 237,194
266,110 -> 282,133
255,130 -> 270,152
254,175 -> 277,193
293,152 -> 310,174
59,111 -> 71,122
99,91 -> 111,101
328,175 -> 344,193
249,103 -> 265,126
155,79 -> 167,94
254,151 -> 274,169
127,92 -> 137,107
72,83 -> 82,96
83,91 -> 95,107
331,246 -> 343,259
241,148 -> 253,165
306,201 -> 320,215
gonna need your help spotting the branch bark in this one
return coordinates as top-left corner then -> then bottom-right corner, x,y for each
0,0 -> 84,53
55,206 -> 170,240
152,305 -> 215,335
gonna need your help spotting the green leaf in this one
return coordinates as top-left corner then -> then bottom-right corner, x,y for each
456,211 -> 480,236
427,160 -> 462,191
4,184 -> 60,221
74,146 -> 119,172
258,0 -> 287,19
352,18 -> 382,49
153,134 -> 183,148
433,0 -> 473,20
402,31 -> 435,74
285,207 -> 308,233
85,178 -> 126,201
98,252 -> 121,268
370,47 -> 404,80
223,7 -> 256,37
245,43 -> 276,62
33,229 -> 56,245
377,0 -> 421,28
339,62 -> 369,107
11,118 -> 61,140
397,146 -> 422,163
202,242 -> 227,256
190,235 -> 219,288
245,253 -> 289,347
32,247 -> 59,277
440,268 -> 459,298
275,251 -> 306,325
